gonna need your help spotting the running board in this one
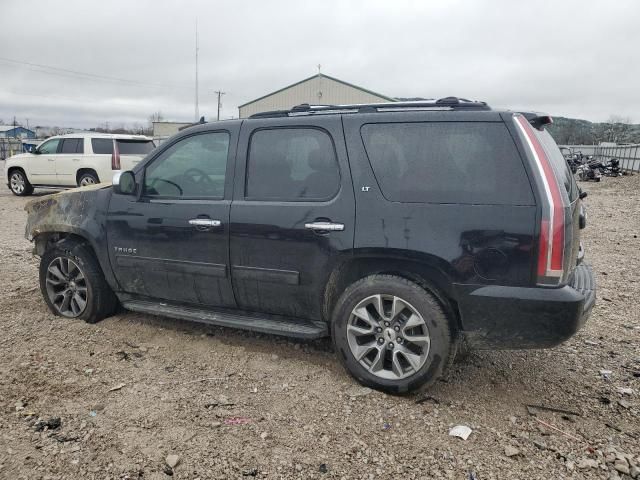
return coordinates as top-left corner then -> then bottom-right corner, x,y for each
121,300 -> 328,340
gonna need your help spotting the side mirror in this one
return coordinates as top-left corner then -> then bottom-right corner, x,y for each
30,146 -> 39,154
113,171 -> 137,195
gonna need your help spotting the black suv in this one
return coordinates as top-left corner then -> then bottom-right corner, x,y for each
25,98 -> 596,393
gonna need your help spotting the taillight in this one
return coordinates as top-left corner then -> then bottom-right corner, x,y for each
514,114 -> 565,286
111,140 -> 121,170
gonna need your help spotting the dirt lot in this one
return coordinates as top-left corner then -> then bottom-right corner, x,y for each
0,174 -> 638,480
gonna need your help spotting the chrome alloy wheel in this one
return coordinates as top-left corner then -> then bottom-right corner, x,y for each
346,294 -> 431,380
79,176 -> 96,186
44,257 -> 88,317
10,172 -> 25,194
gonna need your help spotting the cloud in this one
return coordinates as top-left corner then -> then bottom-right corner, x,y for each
0,0 -> 638,128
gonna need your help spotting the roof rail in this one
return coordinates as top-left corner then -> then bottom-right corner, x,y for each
178,116 -> 207,131
249,97 -> 490,119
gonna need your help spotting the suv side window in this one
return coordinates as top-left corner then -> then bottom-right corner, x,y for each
361,122 -> 534,205
60,138 -> 84,154
245,128 -> 340,201
143,132 -> 229,199
38,139 -> 60,155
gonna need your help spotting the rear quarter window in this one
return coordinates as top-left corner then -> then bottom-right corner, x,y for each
117,140 -> 155,155
360,122 -> 534,205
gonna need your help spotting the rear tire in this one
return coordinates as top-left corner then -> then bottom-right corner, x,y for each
77,171 -> 99,187
39,238 -> 117,323
331,275 -> 453,394
9,169 -> 33,196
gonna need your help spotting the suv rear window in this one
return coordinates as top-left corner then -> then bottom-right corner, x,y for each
361,122 -> 534,205
246,128 -> 340,201
535,129 -> 578,202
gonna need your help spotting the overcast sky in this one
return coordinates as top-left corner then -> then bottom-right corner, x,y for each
1,0 -> 638,129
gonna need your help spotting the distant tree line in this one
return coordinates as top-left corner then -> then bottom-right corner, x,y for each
89,111 -> 164,136
547,115 -> 639,145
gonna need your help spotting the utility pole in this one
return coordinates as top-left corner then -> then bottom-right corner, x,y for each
215,90 -> 225,121
317,64 -> 323,103
194,18 -> 200,121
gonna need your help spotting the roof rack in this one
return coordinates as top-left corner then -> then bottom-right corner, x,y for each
249,97 -> 490,119
178,116 -> 206,131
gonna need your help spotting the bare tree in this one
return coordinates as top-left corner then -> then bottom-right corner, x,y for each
148,111 -> 164,123
600,115 -> 633,144
147,111 -> 164,136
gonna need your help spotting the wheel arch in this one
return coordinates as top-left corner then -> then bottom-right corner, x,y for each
7,165 -> 28,181
34,229 -> 99,257
33,228 -> 121,292
76,168 -> 100,184
323,251 -> 462,333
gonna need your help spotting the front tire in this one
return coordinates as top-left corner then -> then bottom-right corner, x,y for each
39,238 -> 117,323
332,275 -> 453,394
9,170 -> 34,196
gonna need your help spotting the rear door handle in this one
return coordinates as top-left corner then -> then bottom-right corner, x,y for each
189,218 -> 222,228
305,221 -> 344,231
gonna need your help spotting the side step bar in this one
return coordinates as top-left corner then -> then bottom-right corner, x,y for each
121,300 -> 329,340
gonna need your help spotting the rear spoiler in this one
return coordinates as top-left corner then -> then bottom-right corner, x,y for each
522,113 -> 553,130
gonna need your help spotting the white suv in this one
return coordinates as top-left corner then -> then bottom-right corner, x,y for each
4,133 -> 155,196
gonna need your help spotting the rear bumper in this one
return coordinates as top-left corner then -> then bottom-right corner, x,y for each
455,263 -> 596,349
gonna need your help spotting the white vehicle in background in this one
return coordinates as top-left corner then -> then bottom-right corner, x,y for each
4,133 -> 155,196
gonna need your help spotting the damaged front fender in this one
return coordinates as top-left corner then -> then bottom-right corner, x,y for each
24,183 -> 120,290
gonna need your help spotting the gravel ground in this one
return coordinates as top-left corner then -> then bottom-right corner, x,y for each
0,173 -> 638,480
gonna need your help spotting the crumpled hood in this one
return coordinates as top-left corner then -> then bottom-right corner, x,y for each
24,182 -> 111,213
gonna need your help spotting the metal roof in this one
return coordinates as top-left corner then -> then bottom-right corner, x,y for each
0,125 -> 34,132
238,73 -> 396,108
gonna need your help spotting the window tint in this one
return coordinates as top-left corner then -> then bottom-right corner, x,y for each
117,139 -> 155,155
144,132 -> 229,198
38,139 -> 60,154
91,138 -> 113,155
535,129 -> 578,202
246,128 -> 339,200
60,138 -> 83,154
361,122 -> 534,205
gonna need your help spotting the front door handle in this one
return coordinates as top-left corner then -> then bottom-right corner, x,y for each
189,218 -> 222,228
304,221 -> 344,231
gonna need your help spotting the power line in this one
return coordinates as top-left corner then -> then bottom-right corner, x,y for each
0,55 -> 190,90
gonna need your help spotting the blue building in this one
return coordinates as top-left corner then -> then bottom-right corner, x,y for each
0,125 -> 36,139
